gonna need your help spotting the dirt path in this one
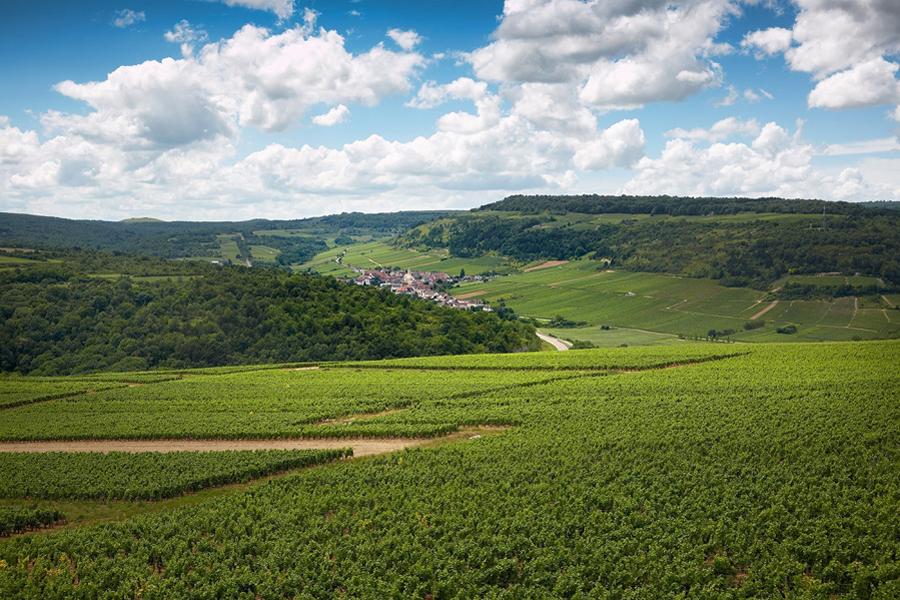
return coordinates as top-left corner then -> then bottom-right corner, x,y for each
749,300 -> 779,320
882,295 -> 895,308
536,332 -> 571,351
524,260 -> 568,272
0,437 -> 429,456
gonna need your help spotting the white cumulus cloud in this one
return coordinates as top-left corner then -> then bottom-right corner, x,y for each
219,0 -> 295,20
666,117 -> 760,142
807,57 -> 900,109
311,104 -> 349,126
740,27 -> 792,57
469,0 -> 734,110
48,22 -> 423,148
387,29 -> 421,51
743,1 -> 900,111
624,118 -> 897,201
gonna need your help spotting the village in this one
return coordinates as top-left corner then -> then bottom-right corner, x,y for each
351,267 -> 492,311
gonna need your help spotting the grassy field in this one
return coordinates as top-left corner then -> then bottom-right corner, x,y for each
0,255 -> 42,265
300,240 -> 517,276
542,324 -> 684,347
0,341 -> 896,596
775,274 -> 884,287
216,233 -> 243,262
450,260 -> 900,343
248,244 -> 280,262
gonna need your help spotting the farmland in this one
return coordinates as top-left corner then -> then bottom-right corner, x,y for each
0,449 -> 348,501
0,341 -> 896,596
449,260 -> 900,344
300,240 -> 517,276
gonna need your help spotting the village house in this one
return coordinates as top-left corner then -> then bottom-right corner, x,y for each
351,267 -> 490,311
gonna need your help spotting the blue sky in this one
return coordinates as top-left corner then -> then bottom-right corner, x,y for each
1,0 -> 898,220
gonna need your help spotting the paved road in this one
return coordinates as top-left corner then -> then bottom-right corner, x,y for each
537,332 -> 571,351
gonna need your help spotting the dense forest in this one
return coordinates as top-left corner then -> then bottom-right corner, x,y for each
404,204 -> 900,287
0,211 -> 455,260
0,252 -> 537,375
481,194 -> 891,216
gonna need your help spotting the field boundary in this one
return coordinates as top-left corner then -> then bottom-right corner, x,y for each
333,352 -> 747,372
0,385 -> 126,411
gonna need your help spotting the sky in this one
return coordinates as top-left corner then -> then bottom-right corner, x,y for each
1,0 -> 899,221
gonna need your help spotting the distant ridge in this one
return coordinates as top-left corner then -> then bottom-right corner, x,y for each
120,217 -> 165,223
478,194 -> 890,216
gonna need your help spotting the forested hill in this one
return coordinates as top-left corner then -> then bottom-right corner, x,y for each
0,251 -> 537,375
479,194 -> 889,216
402,196 -> 900,288
0,210 -> 455,260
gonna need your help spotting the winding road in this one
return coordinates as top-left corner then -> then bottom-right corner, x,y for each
537,332 -> 571,351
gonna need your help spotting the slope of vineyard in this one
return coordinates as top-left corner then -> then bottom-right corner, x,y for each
0,341 -> 896,596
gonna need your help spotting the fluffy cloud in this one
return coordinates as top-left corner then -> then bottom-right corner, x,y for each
744,1 -> 900,111
0,117 -> 40,164
469,0 -> 734,110
406,78 -> 488,109
740,27 -> 792,57
572,119 -> 645,170
386,29 -> 422,51
786,0 -> 900,78
1,83 -> 646,219
219,0 -> 295,20
666,117 -> 760,142
47,22 -> 423,148
311,104 -> 349,126
624,118 -> 896,200
807,57 -> 900,109
229,111 -> 644,198
112,9 -> 145,29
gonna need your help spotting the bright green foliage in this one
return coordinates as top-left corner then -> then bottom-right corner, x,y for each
0,341 -> 896,597
0,255 -> 538,375
0,450 -> 349,501
0,368 -> 570,440
0,378 -> 125,409
0,507 -> 63,536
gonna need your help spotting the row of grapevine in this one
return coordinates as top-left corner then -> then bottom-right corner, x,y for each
0,507 -> 63,536
0,449 -> 351,501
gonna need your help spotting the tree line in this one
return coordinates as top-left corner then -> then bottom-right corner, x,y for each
0,252 -> 538,375
403,210 -> 900,287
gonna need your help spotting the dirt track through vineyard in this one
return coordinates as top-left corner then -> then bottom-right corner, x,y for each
749,300 -> 779,320
0,428 -> 499,456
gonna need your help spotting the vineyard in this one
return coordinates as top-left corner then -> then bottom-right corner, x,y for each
0,507 -> 63,536
0,449 -> 349,501
0,341 -> 897,596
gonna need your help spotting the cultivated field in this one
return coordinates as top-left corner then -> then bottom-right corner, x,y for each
301,240 -> 516,276
0,341 -> 897,596
450,260 -> 900,343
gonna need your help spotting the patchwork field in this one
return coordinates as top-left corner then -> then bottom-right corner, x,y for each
0,341 -> 897,596
450,260 -> 900,343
